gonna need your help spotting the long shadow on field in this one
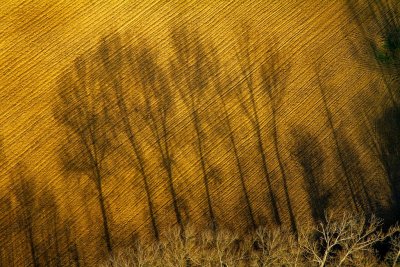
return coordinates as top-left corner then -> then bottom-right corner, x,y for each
290,126 -> 331,224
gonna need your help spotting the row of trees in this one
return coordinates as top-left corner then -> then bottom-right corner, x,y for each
0,163 -> 82,266
2,1 -> 400,265
51,22 -> 387,260
103,213 -> 400,267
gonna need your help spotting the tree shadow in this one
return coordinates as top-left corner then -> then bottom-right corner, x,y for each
339,129 -> 379,213
347,0 -> 400,225
290,126 -> 331,224
373,106 -> 400,224
169,25 -> 219,233
315,67 -> 361,212
234,24 -> 282,228
54,51 -> 115,253
10,162 -> 76,266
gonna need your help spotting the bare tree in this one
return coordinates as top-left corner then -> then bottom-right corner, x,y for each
11,163 -> 40,267
260,48 -> 297,233
97,34 -> 160,240
253,226 -> 302,266
53,54 -> 114,254
290,126 -> 331,224
169,25 -> 218,232
301,213 -> 399,267
235,25 -> 281,227
103,212 -> 400,267
315,69 -> 360,213
386,235 -> 400,266
127,41 -> 185,234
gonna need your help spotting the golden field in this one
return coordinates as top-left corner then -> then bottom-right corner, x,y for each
0,0 -> 398,265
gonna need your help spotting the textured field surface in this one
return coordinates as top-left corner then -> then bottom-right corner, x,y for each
0,0 -> 391,265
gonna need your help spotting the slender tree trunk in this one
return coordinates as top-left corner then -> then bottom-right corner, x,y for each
192,110 -> 217,232
317,80 -> 360,212
271,108 -> 297,233
27,223 -> 39,267
228,130 -> 257,230
113,80 -> 160,240
94,167 -> 113,255
244,78 -> 282,226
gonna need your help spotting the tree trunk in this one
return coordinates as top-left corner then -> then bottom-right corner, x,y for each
94,167 -> 113,255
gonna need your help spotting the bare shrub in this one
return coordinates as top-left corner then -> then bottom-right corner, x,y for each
102,213 -> 400,267
253,226 -> 301,266
301,213 -> 399,267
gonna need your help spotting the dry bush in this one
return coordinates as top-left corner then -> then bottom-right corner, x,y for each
101,213 -> 400,267
300,213 -> 399,267
253,227 -> 301,266
385,235 -> 400,267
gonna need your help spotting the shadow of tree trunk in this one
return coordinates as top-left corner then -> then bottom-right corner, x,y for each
53,53 -> 115,253
315,69 -> 360,212
337,129 -> 375,213
235,25 -> 281,227
376,106 -> 400,221
210,51 -> 257,230
169,25 -> 218,233
128,41 -> 185,235
98,35 -> 161,240
11,163 -> 40,267
260,48 -> 297,233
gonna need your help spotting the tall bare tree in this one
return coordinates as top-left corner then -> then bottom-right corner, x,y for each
169,25 -> 218,232
54,54 -> 114,254
97,34 -> 160,240
235,26 -> 281,227
208,47 -> 257,230
315,70 -> 360,213
260,49 -> 297,233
